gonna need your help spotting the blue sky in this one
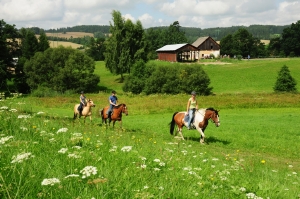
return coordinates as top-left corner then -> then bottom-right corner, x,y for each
1,0 -> 299,30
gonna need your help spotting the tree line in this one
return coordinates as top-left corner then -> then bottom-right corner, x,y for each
30,23 -> 289,43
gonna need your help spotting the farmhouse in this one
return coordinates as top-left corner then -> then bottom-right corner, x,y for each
192,36 -> 220,59
156,43 -> 199,62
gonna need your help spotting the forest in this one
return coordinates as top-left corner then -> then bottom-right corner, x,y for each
28,24 -> 290,42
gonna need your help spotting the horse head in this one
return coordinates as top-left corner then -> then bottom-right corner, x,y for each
121,104 -> 128,116
206,108 -> 220,127
87,99 -> 96,107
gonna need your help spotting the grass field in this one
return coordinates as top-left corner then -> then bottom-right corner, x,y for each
48,41 -> 83,49
1,58 -> 300,198
45,32 -> 94,39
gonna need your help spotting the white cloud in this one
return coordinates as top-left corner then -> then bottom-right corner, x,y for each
0,0 -> 298,29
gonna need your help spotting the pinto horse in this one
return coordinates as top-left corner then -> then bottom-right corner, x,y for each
100,104 -> 128,128
73,99 -> 96,123
169,107 -> 220,143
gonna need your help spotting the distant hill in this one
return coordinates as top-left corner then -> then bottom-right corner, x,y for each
29,24 -> 290,42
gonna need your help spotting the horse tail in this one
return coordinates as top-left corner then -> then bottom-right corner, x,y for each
100,108 -> 104,117
169,112 -> 178,135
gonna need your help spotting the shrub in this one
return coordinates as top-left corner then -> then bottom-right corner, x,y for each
273,65 -> 297,92
127,62 -> 213,95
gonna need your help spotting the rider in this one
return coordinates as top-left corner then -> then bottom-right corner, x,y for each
107,90 -> 118,121
78,91 -> 86,117
185,91 -> 198,130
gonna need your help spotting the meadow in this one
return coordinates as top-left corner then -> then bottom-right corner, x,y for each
0,58 -> 300,199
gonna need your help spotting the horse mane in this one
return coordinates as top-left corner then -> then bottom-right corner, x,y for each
206,107 -> 218,114
115,103 -> 126,108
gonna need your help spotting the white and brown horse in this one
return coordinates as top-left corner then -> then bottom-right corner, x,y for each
73,99 -> 96,122
100,104 -> 128,128
169,107 -> 220,143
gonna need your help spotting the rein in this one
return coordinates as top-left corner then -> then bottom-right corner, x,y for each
197,109 -> 219,124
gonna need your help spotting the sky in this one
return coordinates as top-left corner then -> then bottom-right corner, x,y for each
1,0 -> 300,30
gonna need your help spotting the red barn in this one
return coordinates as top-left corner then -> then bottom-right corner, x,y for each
156,43 -> 199,62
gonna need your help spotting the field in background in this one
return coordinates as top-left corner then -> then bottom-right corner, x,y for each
48,40 -> 83,48
45,32 -> 94,39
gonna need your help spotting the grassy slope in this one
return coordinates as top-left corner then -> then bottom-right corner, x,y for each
95,58 -> 300,95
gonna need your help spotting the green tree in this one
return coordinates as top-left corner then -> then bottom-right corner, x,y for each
24,46 -> 100,93
104,10 -> 147,80
145,28 -> 164,59
220,28 -> 266,57
274,65 -> 297,92
162,21 -> 188,44
38,30 -> 50,52
220,34 -> 234,56
0,20 -> 20,90
268,37 -> 281,56
122,60 -> 153,94
13,28 -> 40,93
281,20 -> 300,56
86,37 -> 106,61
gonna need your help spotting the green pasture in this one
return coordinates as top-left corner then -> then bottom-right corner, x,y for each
1,58 -> 300,198
94,58 -> 300,94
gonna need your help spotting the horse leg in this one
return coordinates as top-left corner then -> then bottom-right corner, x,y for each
195,126 -> 205,143
178,127 -> 184,140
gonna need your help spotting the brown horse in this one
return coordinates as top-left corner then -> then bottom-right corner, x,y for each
73,99 -> 96,123
100,104 -> 128,128
169,107 -> 220,143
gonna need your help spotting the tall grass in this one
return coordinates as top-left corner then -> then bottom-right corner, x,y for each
1,97 -> 299,198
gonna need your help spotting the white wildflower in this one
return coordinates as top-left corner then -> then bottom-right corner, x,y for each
72,146 -> 82,149
159,186 -> 164,190
0,106 -> 8,110
41,178 -> 60,186
57,128 -> 68,133
72,133 -> 82,137
68,153 -> 81,159
121,146 -> 132,152
37,111 -> 44,114
159,162 -> 165,167
109,146 -> 117,152
153,159 -> 160,162
10,109 -> 17,112
11,152 -> 34,163
65,174 -> 80,178
143,185 -> 149,189
0,136 -> 14,144
80,166 -> 98,179
49,138 -> 56,142
141,164 -> 147,169
240,187 -> 246,192
20,127 -> 28,131
58,148 -> 68,154
188,171 -> 196,175
183,167 -> 192,171
18,115 -> 31,119
140,157 -> 146,161
154,168 -> 161,171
